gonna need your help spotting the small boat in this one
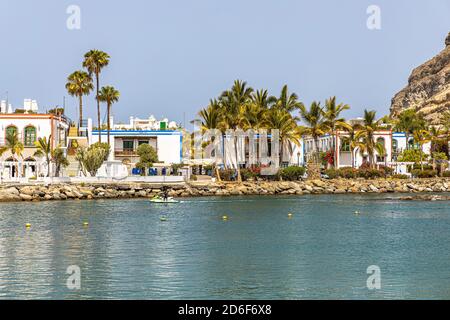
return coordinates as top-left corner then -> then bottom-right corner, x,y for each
150,196 -> 180,203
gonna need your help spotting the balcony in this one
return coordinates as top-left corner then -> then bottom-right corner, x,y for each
114,148 -> 138,156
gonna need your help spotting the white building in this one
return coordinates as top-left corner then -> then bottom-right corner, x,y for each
0,100 -> 70,179
87,116 -> 183,169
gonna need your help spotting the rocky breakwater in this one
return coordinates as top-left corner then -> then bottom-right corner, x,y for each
0,178 -> 449,203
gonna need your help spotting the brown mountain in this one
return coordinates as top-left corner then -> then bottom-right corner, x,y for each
390,32 -> 450,124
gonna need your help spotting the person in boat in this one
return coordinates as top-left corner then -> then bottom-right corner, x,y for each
161,186 -> 169,201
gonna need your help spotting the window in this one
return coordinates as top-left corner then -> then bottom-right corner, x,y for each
376,137 -> 385,147
24,126 -> 37,146
341,140 -> 350,152
6,126 -> 17,138
392,139 -> 398,152
138,140 -> 149,146
123,140 -> 134,150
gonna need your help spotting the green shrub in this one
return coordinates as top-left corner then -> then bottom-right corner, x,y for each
240,168 -> 257,181
324,168 -> 338,179
392,174 -> 409,179
412,164 -> 433,171
220,169 -> 235,181
411,169 -> 437,178
190,174 -> 198,181
443,171 -> 450,177
358,168 -> 384,179
278,166 -> 306,181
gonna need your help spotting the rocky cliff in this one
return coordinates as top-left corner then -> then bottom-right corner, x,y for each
390,32 -> 450,124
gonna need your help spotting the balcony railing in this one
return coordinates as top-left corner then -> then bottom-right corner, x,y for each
114,149 -> 138,156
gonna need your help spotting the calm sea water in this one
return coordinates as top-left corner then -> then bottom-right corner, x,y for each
0,194 -> 450,300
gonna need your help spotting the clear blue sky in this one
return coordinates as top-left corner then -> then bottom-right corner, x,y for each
0,0 -> 449,127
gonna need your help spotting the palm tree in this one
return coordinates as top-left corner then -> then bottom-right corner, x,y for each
198,99 -> 223,131
239,89 -> 271,130
428,126 -> 444,170
324,96 -> 351,167
219,80 -> 254,182
356,110 -> 384,168
83,50 -> 110,142
198,99 -> 224,181
394,109 -> 426,150
272,85 -> 302,116
0,132 -> 24,178
298,101 -> 330,163
413,129 -> 431,171
34,136 -> 52,177
66,71 -> 93,128
341,124 -> 361,168
52,146 -> 69,177
98,86 -> 120,145
263,108 -> 301,166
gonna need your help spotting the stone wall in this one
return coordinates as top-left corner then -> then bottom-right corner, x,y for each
0,178 -> 449,203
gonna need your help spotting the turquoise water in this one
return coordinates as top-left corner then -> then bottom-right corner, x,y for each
0,194 -> 450,300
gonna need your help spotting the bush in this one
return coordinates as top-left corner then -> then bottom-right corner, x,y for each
324,166 -> 385,179
358,168 -> 384,179
240,168 -> 258,181
278,166 -> 306,181
391,174 -> 409,179
220,169 -> 235,181
411,169 -> 437,178
443,171 -> 450,177
412,164 -> 433,171
397,149 -> 429,163
136,144 -> 158,175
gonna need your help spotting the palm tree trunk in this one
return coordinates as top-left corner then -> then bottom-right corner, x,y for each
420,146 -> 424,171
313,137 -> 320,164
79,95 -> 83,128
96,72 -> 101,143
331,132 -> 337,168
107,102 -> 111,146
406,133 -> 410,150
47,156 -> 50,177
351,147 -> 354,168
215,165 -> 222,182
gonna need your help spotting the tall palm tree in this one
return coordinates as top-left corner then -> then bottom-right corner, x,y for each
34,136 -> 52,177
0,132 -> 24,178
413,129 -> 431,171
427,126 -> 444,170
298,101 -> 330,163
198,99 -> 224,181
65,71 -> 93,128
198,99 -> 223,131
324,96 -> 351,167
262,108 -> 301,166
394,109 -> 426,150
219,80 -> 254,182
272,85 -> 302,116
83,50 -> 110,142
341,124 -> 362,168
356,110 -> 384,168
52,146 -> 69,177
98,86 -> 120,145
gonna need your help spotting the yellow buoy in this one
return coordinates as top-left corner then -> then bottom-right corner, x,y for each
288,213 -> 293,218
222,215 -> 228,221
83,222 -> 89,227
354,211 -> 360,215
160,217 -> 167,222
25,223 -> 31,229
